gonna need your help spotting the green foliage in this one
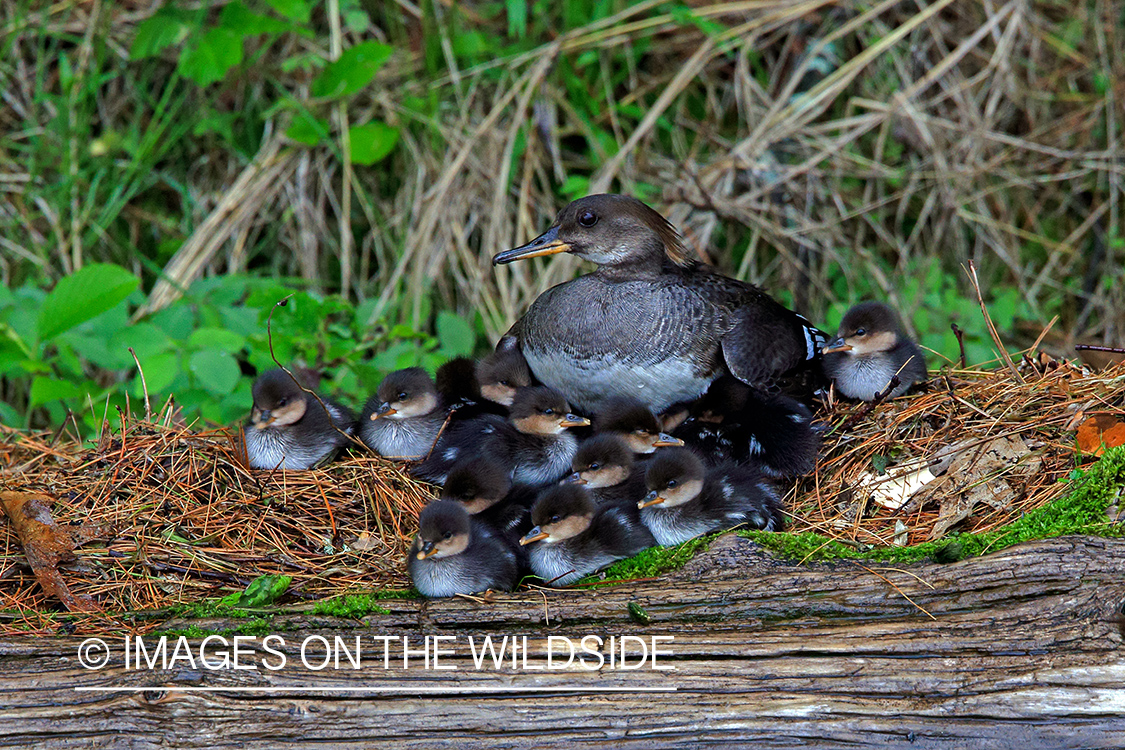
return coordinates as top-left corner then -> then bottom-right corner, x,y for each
220,574 -> 292,608
0,269 -> 480,435
312,593 -> 395,617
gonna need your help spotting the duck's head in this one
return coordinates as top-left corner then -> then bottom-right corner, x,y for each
441,457 -> 513,514
640,447 -> 705,509
565,434 -> 634,488
372,368 -> 439,421
476,349 -> 533,407
250,369 -> 309,430
520,485 -> 596,546
493,194 -> 694,268
822,301 -> 903,357
595,396 -> 684,454
510,387 -> 590,435
413,501 -> 471,560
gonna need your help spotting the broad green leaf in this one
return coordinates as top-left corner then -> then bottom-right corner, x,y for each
436,312 -> 476,357
132,351 -> 180,395
220,1 -> 290,35
221,574 -> 292,608
38,264 -> 139,343
263,0 -> 311,23
29,376 -> 84,407
189,349 -> 241,395
177,27 -> 244,86
285,112 -> 329,146
0,400 -> 21,427
506,0 -> 527,38
130,9 -> 193,59
348,121 -> 399,165
187,327 -> 247,354
310,41 -> 393,99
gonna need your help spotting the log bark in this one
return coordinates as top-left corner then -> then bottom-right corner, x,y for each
1,534 -> 1123,749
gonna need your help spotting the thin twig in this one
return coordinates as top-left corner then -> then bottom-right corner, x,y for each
964,260 -> 1023,383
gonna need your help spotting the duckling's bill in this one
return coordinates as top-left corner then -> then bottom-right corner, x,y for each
519,527 -> 549,545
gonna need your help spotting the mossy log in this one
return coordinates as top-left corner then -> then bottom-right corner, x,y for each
2,534 -> 1123,748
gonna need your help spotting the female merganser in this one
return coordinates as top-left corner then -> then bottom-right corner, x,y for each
639,448 -> 784,545
244,369 -> 355,470
408,500 -> 521,597
565,434 -> 648,508
359,368 -> 446,460
593,396 -> 684,455
412,386 -> 589,486
672,376 -> 819,477
519,484 -> 655,586
822,301 -> 927,400
493,194 -> 828,413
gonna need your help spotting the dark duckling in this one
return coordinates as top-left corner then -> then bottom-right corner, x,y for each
519,484 -> 655,586
359,368 -> 446,460
639,448 -> 784,546
412,386 -> 589,486
565,434 -> 648,508
408,500 -> 520,598
672,376 -> 819,477
244,368 -> 355,470
822,301 -> 927,400
441,456 -> 537,544
476,346 -> 534,408
594,396 -> 684,455
493,194 -> 829,414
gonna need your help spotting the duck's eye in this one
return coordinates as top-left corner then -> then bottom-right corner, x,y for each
577,210 -> 598,228
667,479 -> 678,488
549,515 -> 561,524
443,531 -> 453,540
854,328 -> 866,337
397,391 -> 408,401
543,407 -> 555,415
499,379 -> 509,386
277,397 -> 288,407
589,462 -> 600,470
634,429 -> 648,436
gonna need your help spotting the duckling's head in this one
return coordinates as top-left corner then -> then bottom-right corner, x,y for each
442,457 -> 513,514
250,369 -> 309,430
822,302 -> 903,357
510,387 -> 590,435
413,501 -> 472,560
476,349 -> 533,406
692,377 -> 750,422
640,448 -> 705,509
493,194 -> 694,269
596,396 -> 684,454
373,368 -> 439,421
566,434 -> 634,488
520,485 -> 596,546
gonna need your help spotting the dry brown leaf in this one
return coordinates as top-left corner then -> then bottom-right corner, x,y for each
1076,414 -> 1125,457
0,491 -> 112,613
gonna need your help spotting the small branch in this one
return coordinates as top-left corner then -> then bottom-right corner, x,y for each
1075,344 -> 1125,354
964,260 -> 1023,383
950,323 -> 966,368
128,347 -> 152,422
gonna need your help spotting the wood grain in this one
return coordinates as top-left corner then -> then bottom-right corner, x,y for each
1,534 -> 1122,748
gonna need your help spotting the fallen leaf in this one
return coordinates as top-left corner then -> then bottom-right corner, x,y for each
0,491 -> 112,612
1076,414 -> 1125,457
350,531 -> 381,551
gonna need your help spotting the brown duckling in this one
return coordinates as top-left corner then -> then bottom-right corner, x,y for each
244,369 -> 355,470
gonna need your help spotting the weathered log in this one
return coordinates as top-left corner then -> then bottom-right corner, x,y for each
1,534 -> 1122,748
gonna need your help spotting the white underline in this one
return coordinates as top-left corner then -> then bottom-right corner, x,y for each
75,686 -> 676,694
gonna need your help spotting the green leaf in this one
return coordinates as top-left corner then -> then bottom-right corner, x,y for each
189,349 -> 241,395
133,351 -> 180,395
29,376 -> 84,407
221,574 -> 292,608
187,327 -> 247,354
220,1 -> 290,35
506,0 -> 527,38
263,0 -> 311,23
285,111 -> 330,146
436,312 -> 476,357
130,9 -> 193,60
38,264 -> 139,343
310,41 -> 393,99
348,121 -> 399,165
177,27 -> 244,86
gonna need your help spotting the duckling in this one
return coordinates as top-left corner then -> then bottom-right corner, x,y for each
476,346 -> 534,408
408,500 -> 520,598
639,448 -> 784,546
412,387 -> 589,486
822,301 -> 927,400
441,456 -> 536,543
493,194 -> 829,413
672,376 -> 819,477
435,357 -> 484,410
519,484 -> 655,586
359,368 -> 447,459
565,434 -> 647,508
244,369 -> 355,470
594,396 -> 684,455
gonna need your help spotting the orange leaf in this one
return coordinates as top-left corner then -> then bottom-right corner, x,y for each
1076,414 -> 1125,457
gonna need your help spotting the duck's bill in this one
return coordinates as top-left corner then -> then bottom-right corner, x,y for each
637,493 -> 665,509
493,225 -> 570,265
559,414 -> 592,428
520,528 -> 549,546
822,338 -> 853,354
415,541 -> 436,560
653,433 -> 684,447
373,403 -> 397,419
562,472 -> 587,485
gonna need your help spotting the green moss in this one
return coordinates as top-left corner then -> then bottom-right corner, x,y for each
742,444 -> 1125,564
312,593 -> 393,618
574,534 -> 714,586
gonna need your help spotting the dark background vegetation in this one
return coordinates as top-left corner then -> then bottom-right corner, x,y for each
1,0 -> 1121,434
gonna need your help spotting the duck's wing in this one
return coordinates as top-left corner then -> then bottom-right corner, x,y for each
720,290 -> 829,388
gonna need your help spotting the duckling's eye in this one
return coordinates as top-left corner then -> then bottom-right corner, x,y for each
499,379 -> 510,386
854,328 -> 866,337
667,479 -> 678,488
549,515 -> 561,524
443,531 -> 453,540
577,210 -> 598,228
589,462 -> 600,470
397,391 -> 408,401
277,397 -> 288,407
543,407 -> 555,415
